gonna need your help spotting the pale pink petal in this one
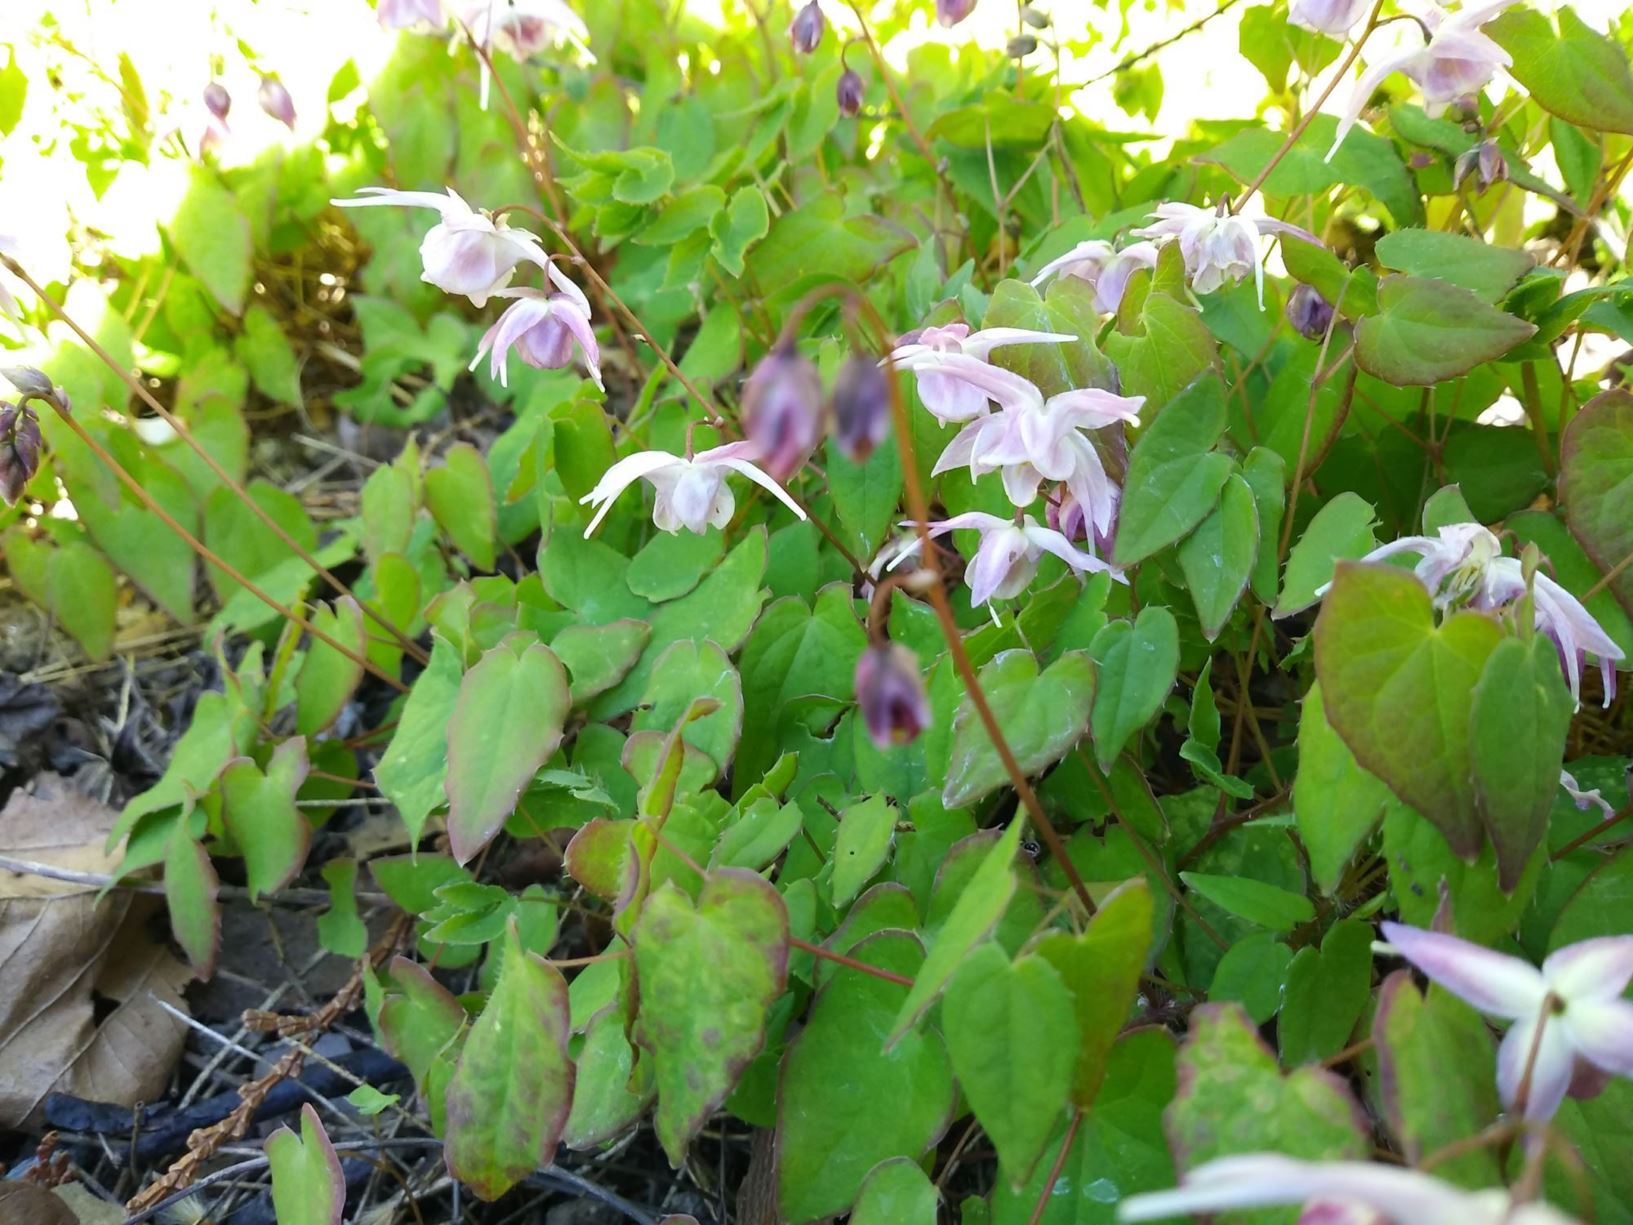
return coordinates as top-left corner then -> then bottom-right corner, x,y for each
1023,524 -> 1114,575
966,527 -> 1029,607
580,450 -> 684,537
1327,50 -> 1424,160
712,456 -> 809,523
1496,1012 -> 1577,1120
932,420 -> 986,476
1029,239 -> 1114,288
552,299 -> 604,388
1048,387 -> 1144,430
957,326 -> 1077,360
1563,998 -> 1633,1077
330,186 -> 470,216
1379,922 -> 1547,1019
1543,937 -> 1633,1003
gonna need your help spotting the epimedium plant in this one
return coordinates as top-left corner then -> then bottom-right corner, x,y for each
3,0 -> 1633,1219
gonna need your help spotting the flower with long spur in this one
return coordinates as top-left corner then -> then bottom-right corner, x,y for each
378,0 -> 446,29
456,0 -> 594,108
885,512 -> 1122,609
1118,1152 -> 1580,1224
329,187 -> 552,307
1029,239 -> 1160,315
468,260 -> 602,389
579,441 -> 807,538
1378,921 -> 1633,1123
1134,201 -> 1319,308
928,360 -> 1143,539
1338,523 -> 1624,707
887,322 -> 1076,424
1327,0 -> 1520,158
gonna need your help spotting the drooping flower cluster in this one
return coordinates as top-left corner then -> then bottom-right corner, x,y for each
1328,0 -> 1520,157
330,187 -> 603,388
1341,522 -> 1625,707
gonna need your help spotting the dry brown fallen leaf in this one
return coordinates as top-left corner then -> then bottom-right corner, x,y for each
0,773 -> 191,1129
0,1182 -> 79,1225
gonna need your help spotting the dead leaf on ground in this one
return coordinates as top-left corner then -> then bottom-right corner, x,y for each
0,1181 -> 79,1224
0,775 -> 191,1129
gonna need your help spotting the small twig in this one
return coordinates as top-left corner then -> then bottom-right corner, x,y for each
0,855 -> 390,909
789,936 -> 915,987
1073,0 -> 1247,87
1027,1109 -> 1083,1225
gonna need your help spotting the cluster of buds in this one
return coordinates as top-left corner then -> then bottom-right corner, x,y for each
739,339 -> 892,481
0,367 -> 62,506
1454,140 -> 1508,192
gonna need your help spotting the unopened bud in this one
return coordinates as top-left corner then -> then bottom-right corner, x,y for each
836,67 -> 865,118
1020,4 -> 1048,27
743,345 -> 823,481
203,82 -> 231,121
0,403 -> 42,505
790,1 -> 825,54
1285,283 -> 1336,341
1007,33 -> 1038,57
1,366 -> 56,403
832,354 -> 890,462
938,0 -> 978,27
1454,140 -> 1507,192
855,642 -> 931,749
258,77 -> 296,130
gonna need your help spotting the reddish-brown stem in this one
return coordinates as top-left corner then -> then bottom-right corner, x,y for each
45,405 -> 407,693
2,257 -> 430,667
1028,1109 -> 1084,1225
872,303 -> 1097,917
1552,801 -> 1632,860
789,936 -> 915,987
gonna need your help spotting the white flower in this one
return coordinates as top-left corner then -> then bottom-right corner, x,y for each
1328,0 -> 1520,158
887,511 -> 1120,608
330,187 -> 552,307
1029,239 -> 1161,314
458,0 -> 590,58
468,262 -> 601,388
1380,921 -> 1633,1123
1345,523 -> 1625,707
579,441 -> 806,537
1119,1152 -> 1579,1224
1134,201 -> 1317,308
926,360 -> 1142,539
888,322 -> 1076,424
1290,0 -> 1372,36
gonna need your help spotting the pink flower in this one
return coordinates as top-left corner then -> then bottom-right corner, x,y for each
927,360 -> 1142,538
1380,921 -> 1633,1123
468,263 -> 600,388
1029,240 -> 1160,314
1559,770 -> 1615,819
1134,201 -> 1318,307
855,643 -> 931,749
458,0 -> 590,58
1328,1 -> 1519,157
580,441 -> 806,537
888,511 -> 1119,608
1118,1152 -> 1579,1224
1290,0 -> 1372,36
888,322 -> 1076,424
378,0 -> 446,28
329,187 -> 551,307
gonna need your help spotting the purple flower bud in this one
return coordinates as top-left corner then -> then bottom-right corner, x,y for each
743,345 -> 823,481
832,354 -> 890,462
1286,283 -> 1336,341
0,403 -> 42,505
855,642 -> 931,749
203,82 -> 231,121
836,68 -> 865,118
1,366 -> 56,403
258,76 -> 296,130
790,1 -> 825,54
937,0 -> 978,27
1454,140 -> 1507,191
1007,33 -> 1037,57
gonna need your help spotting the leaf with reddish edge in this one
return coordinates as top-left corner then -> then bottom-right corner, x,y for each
164,823 -> 220,978
1167,1003 -> 1369,1210
1470,634 -> 1573,891
1030,877 -> 1153,1109
220,736 -> 310,902
445,635 -> 571,864
1313,563 -> 1504,859
639,697 -> 721,819
444,921 -> 574,1201
267,1103 -> 346,1225
376,956 -> 465,1085
295,597 -> 366,736
631,869 -> 789,1166
564,818 -> 641,907
1355,276 -> 1537,386
552,619 -> 650,705
1372,970 -> 1501,1187
1562,389 -> 1633,619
